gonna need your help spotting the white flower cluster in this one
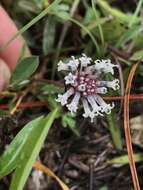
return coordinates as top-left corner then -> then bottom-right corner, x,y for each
56,54 -> 119,122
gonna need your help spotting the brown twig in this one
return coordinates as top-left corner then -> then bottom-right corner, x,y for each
0,94 -> 143,110
0,101 -> 48,110
103,94 -> 143,101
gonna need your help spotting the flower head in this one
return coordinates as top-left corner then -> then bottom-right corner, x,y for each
56,54 -> 119,122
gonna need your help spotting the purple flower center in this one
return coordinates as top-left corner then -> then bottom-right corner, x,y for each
74,75 -> 97,97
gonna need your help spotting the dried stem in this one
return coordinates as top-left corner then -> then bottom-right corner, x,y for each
0,94 -> 143,110
124,63 -> 140,190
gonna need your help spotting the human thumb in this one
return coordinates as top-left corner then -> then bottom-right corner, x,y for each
0,58 -> 11,91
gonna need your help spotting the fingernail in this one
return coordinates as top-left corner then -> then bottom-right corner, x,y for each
0,58 -> 11,91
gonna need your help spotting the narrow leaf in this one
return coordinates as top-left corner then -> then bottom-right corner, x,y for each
0,116 -> 43,177
43,16 -> 56,55
109,153 -> 143,165
10,109 -> 58,190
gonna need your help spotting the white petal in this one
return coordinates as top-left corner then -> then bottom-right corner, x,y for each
94,59 -> 101,64
101,59 -> 116,74
96,87 -> 107,94
57,61 -> 69,71
67,92 -> 80,114
82,98 -> 91,118
96,80 -> 106,86
106,79 -> 120,90
94,95 -> 114,114
90,112 -> 96,122
96,79 -> 120,90
64,73 -> 77,85
56,88 -> 74,106
67,56 -> 79,71
79,54 -> 92,67
78,84 -> 86,92
94,59 -> 118,75
94,59 -> 104,72
82,99 -> 95,122
87,95 -> 103,116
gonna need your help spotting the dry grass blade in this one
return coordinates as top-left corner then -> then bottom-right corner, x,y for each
10,94 -> 25,115
33,161 -> 70,190
124,62 -> 140,190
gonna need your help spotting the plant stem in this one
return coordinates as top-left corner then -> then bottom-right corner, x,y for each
106,112 -> 123,150
52,0 -> 80,79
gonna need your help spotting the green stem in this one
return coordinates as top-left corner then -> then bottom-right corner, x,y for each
91,0 -> 104,46
51,0 -> 80,79
69,17 -> 100,54
129,0 -> 143,27
106,112 -> 123,150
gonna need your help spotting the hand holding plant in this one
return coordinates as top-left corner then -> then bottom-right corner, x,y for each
0,5 -> 30,91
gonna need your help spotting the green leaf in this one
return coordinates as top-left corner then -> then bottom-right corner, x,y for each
10,109 -> 58,190
62,113 -> 80,137
108,153 -> 143,165
10,56 -> 39,86
130,49 -> 143,61
0,116 -> 43,177
48,3 -> 70,21
43,16 -> 56,55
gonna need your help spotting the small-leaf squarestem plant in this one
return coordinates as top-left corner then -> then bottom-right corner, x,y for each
56,54 -> 120,122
